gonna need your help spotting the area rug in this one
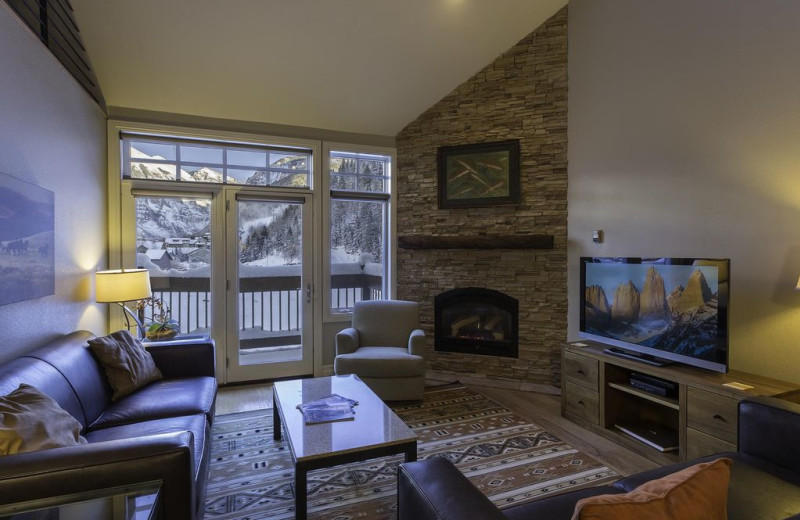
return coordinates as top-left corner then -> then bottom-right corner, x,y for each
204,384 -> 619,519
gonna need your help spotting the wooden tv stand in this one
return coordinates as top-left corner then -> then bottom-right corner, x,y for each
561,341 -> 800,465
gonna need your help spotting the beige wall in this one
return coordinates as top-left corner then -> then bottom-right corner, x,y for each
568,1 -> 800,383
0,6 -> 107,363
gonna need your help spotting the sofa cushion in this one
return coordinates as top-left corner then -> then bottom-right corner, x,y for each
0,356 -> 86,427
89,330 -> 163,400
22,330 -> 112,428
89,377 -> 217,430
0,384 -> 87,455
334,347 -> 424,378
571,458 -> 732,520
85,413 -> 208,484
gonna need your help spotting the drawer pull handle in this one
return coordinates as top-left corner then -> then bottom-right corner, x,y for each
712,414 -> 725,421
577,400 -> 585,406
577,369 -> 586,375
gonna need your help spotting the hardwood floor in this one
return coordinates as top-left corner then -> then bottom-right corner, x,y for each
214,379 -> 657,477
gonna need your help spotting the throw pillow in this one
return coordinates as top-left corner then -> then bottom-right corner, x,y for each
0,384 -> 87,455
572,457 -> 733,520
89,329 -> 163,400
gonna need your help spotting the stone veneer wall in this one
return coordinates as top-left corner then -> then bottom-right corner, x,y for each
395,7 -> 568,387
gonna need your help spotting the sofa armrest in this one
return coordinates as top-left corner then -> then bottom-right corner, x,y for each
0,432 -> 196,520
398,458 -> 506,520
408,329 -> 426,357
739,395 -> 800,473
336,328 -> 359,356
146,338 -> 216,379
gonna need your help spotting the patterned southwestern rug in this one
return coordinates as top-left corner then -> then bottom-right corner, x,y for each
204,384 -> 619,520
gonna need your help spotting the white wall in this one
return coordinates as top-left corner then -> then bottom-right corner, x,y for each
0,6 -> 107,363
568,0 -> 800,383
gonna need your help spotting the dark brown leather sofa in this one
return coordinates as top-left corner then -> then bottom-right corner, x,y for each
398,396 -> 800,520
0,330 -> 217,520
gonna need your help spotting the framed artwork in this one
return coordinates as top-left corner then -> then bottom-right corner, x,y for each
0,173 -> 54,306
437,139 -> 520,209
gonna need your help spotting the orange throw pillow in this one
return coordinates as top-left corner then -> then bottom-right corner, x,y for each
572,457 -> 733,520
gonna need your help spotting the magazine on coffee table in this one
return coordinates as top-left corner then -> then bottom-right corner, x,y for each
296,394 -> 359,424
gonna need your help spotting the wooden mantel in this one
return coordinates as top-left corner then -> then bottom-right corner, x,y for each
397,234 -> 554,250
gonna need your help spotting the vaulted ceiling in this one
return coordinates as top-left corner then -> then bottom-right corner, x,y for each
71,0 -> 567,137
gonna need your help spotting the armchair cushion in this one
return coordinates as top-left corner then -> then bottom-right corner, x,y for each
571,457 -> 732,520
351,300 -> 421,348
334,347 -> 424,378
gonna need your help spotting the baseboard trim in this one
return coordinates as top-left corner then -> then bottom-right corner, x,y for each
426,370 -> 560,395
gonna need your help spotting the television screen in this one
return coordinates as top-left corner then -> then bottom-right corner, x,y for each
579,257 -> 729,373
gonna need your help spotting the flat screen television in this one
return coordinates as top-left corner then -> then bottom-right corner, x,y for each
579,257 -> 730,373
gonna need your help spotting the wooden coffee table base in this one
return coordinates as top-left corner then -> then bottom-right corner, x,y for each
272,376 -> 418,520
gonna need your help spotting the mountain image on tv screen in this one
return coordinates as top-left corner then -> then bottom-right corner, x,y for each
584,262 -> 722,361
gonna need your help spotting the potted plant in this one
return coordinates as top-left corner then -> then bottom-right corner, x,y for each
136,297 -> 180,341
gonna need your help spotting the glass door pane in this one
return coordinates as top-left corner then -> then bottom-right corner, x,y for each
134,195 -> 212,337
226,192 -> 313,381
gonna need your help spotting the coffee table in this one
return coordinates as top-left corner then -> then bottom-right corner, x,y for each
272,374 -> 417,519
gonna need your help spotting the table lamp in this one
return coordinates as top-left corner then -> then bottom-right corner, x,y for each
95,268 -> 152,338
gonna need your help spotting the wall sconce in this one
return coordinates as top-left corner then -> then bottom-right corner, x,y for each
95,269 -> 152,338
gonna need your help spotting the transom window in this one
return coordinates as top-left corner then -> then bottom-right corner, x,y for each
121,134 -> 312,188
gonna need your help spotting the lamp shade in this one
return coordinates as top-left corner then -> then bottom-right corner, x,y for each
95,269 -> 152,303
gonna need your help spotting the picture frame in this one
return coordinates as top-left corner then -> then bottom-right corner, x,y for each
437,139 -> 520,209
0,172 -> 55,306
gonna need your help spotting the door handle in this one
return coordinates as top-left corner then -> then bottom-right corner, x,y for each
306,283 -> 312,304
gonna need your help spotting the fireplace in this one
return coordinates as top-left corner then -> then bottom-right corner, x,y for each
434,288 -> 519,358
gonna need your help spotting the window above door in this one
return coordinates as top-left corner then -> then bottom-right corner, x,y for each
121,134 -> 313,188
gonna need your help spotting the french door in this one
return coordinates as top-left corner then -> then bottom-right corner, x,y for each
224,190 -> 314,381
130,188 -> 314,383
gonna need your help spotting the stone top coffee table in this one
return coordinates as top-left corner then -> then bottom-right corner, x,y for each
272,374 -> 418,520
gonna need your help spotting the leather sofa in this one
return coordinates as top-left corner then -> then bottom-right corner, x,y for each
0,330 -> 217,520
398,395 -> 800,520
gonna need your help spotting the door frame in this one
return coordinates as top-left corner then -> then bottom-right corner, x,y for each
223,188 -> 315,382
108,120 -> 325,385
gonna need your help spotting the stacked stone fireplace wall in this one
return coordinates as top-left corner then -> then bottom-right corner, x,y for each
395,7 -> 568,386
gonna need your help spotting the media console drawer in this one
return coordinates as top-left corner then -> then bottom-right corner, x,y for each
687,387 -> 738,444
686,427 -> 737,460
564,351 -> 599,390
564,381 -> 599,424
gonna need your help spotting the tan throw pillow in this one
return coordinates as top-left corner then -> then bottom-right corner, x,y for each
0,384 -> 87,455
89,330 -> 163,400
572,457 -> 733,520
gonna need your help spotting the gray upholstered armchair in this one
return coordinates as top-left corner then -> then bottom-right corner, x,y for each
334,300 -> 426,401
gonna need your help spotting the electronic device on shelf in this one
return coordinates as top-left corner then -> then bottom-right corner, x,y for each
614,419 -> 679,452
579,256 -> 730,373
628,371 -> 678,398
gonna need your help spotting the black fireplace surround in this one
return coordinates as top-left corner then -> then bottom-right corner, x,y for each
434,288 -> 519,358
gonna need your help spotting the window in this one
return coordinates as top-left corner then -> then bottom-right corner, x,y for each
121,135 -> 312,188
328,149 -> 392,314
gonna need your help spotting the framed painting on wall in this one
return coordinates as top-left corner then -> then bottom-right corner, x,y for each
437,139 -> 520,209
0,173 -> 55,306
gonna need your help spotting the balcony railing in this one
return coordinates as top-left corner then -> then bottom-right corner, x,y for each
144,273 -> 383,342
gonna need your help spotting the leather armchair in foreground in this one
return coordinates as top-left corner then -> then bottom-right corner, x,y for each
398,396 -> 800,520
